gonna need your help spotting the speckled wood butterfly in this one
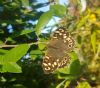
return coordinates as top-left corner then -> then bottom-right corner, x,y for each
42,27 -> 75,74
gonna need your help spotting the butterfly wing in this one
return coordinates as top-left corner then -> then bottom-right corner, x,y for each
52,28 -> 74,52
58,54 -> 70,68
42,27 -> 74,74
42,56 -> 60,74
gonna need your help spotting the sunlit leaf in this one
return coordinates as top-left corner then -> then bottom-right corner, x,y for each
91,31 -> 96,53
0,40 -> 3,44
69,52 -> 78,61
38,43 -> 46,50
30,50 -> 43,55
56,66 -> 70,74
30,50 -> 43,60
77,13 -> 90,28
0,49 -> 8,55
88,14 -> 96,23
76,81 -> 91,88
96,28 -> 100,33
35,11 -> 53,35
95,8 -> 100,16
2,62 -> 22,73
3,44 -> 30,63
50,5 -> 66,17
0,55 -> 4,65
64,81 -> 71,88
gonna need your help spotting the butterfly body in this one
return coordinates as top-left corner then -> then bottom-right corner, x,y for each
42,27 -> 74,74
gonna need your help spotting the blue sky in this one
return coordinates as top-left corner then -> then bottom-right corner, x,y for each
37,0 -> 68,12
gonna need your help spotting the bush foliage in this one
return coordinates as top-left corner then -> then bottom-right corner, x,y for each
0,0 -> 100,88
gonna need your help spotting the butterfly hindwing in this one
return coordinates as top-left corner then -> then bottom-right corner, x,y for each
58,54 -> 70,68
42,56 -> 60,74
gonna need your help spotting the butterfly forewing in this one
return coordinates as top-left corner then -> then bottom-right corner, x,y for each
42,27 -> 74,74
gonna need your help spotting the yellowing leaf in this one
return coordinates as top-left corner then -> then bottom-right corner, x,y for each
88,14 -> 96,23
76,81 -> 91,88
91,31 -> 96,53
64,81 -> 70,88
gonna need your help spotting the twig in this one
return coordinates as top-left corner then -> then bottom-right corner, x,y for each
0,42 -> 48,48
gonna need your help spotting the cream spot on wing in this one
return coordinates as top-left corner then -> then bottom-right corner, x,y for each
45,67 -> 50,70
57,59 -> 59,62
59,33 -> 62,35
60,29 -> 64,32
63,35 -> 67,39
48,63 -> 51,66
64,34 -> 67,36
54,62 -> 57,65
45,56 -> 49,59
53,36 -> 57,38
64,40 -> 66,43
55,31 -> 60,33
52,64 -> 55,68
43,63 -> 48,66
59,29 -> 63,31
66,37 -> 71,41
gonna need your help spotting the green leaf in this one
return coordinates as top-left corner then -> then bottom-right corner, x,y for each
30,50 -> 43,55
69,59 -> 81,76
35,11 -> 53,35
69,52 -> 78,61
56,66 -> 70,74
69,52 -> 81,76
0,49 -> 8,55
30,50 -> 43,60
91,31 -> 96,53
0,55 -> 4,64
3,44 -> 30,63
0,40 -> 3,44
77,14 -> 90,28
96,29 -> 100,33
0,49 -> 8,65
95,8 -> 100,16
76,81 -> 91,88
38,43 -> 46,50
2,62 -> 22,73
50,5 -> 66,17
64,81 -> 71,88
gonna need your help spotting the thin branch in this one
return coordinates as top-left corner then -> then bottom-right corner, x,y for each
0,42 -> 48,48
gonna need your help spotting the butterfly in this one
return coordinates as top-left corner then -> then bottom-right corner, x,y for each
42,27 -> 75,74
